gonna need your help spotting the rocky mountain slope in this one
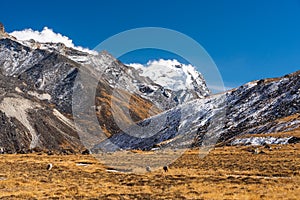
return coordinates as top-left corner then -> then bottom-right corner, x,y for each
0,37 -> 209,112
96,70 -> 300,151
0,72 -> 83,153
0,23 -> 299,154
0,23 -> 210,153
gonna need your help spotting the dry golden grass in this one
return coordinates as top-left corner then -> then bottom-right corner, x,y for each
95,88 -> 162,137
0,143 -> 299,199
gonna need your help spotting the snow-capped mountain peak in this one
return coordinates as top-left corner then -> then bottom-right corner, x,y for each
0,22 -> 299,154
128,59 -> 210,100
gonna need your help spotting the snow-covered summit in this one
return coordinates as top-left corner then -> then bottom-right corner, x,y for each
128,59 -> 210,101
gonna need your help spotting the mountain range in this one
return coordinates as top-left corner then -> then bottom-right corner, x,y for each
0,23 -> 299,154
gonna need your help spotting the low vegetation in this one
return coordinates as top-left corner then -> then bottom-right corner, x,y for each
0,143 -> 299,199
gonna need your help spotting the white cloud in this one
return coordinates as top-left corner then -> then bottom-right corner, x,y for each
9,27 -> 96,54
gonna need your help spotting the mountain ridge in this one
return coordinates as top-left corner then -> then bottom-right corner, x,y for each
95,69 -> 300,151
0,23 -> 299,154
0,23 -> 210,153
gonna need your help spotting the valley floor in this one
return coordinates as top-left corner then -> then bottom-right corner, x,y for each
0,143 -> 299,199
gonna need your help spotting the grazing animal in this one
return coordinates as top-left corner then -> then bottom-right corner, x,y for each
163,165 -> 168,172
146,166 -> 151,172
47,163 -> 53,171
264,144 -> 272,150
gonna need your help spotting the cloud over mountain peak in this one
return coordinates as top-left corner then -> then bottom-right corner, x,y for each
9,27 -> 95,54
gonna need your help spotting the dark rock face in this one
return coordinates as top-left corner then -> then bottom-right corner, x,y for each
0,73 -> 83,153
17,52 -> 80,113
0,110 -> 32,153
0,22 -> 4,33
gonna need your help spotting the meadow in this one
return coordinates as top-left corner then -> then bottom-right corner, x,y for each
0,143 -> 299,199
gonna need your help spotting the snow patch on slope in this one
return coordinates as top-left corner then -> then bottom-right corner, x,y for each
231,136 -> 294,146
53,109 -> 75,129
9,27 -> 96,54
28,91 -> 51,101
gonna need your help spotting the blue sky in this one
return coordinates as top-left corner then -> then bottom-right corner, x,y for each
1,0 -> 300,89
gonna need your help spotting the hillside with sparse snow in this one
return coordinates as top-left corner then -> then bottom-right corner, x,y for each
0,23 -> 299,154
